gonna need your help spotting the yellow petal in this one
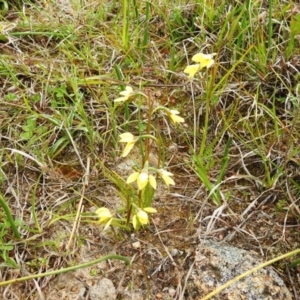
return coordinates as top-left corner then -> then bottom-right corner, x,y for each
170,109 -> 180,115
119,132 -> 135,143
143,207 -> 157,213
114,96 -> 129,103
149,174 -> 157,190
103,218 -> 113,231
96,207 -> 113,224
162,175 -> 175,187
127,172 -> 140,184
137,172 -> 148,190
120,86 -> 134,96
158,169 -> 175,187
159,169 -> 174,177
132,215 -> 138,229
170,113 -> 184,124
121,142 -> 135,157
114,86 -> 134,102
96,207 -> 112,218
183,64 -> 200,79
192,53 -> 216,69
137,209 -> 148,225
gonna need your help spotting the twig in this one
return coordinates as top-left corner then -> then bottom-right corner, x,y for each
0,254 -> 130,287
285,261 -> 298,300
66,157 -> 90,250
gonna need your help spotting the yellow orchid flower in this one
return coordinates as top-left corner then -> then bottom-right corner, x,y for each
136,209 -> 148,225
132,207 -> 157,229
184,64 -> 201,79
158,169 -> 175,188
119,132 -> 138,157
143,207 -> 157,213
192,53 -> 216,68
184,53 -> 216,79
95,207 -> 113,230
114,86 -> 135,103
168,110 -> 184,124
127,170 -> 157,190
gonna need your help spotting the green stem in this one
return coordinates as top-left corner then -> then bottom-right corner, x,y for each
0,192 -> 21,239
145,91 -> 153,165
199,69 -> 216,157
268,0 -> 273,50
0,0 -> 8,17
139,134 -> 158,143
122,0 -> 129,49
199,97 -> 210,157
31,175 -> 42,233
0,254 -> 130,287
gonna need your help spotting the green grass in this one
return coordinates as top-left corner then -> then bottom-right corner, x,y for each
0,0 -> 300,298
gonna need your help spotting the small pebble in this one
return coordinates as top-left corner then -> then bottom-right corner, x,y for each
132,241 -> 141,249
169,288 -> 176,297
70,286 -> 78,292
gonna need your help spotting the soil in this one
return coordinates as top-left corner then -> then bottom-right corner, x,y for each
1,152 -> 300,299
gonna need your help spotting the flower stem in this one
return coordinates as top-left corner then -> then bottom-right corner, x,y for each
0,254 -> 130,287
144,91 -> 153,165
199,68 -> 216,157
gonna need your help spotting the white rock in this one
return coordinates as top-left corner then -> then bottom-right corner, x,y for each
90,278 -> 116,300
132,241 -> 141,249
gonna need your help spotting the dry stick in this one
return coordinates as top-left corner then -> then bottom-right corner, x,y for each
285,261 -> 299,300
66,157 -> 90,250
199,248 -> 300,300
64,128 -> 86,170
5,148 -> 47,169
282,91 -> 300,216
0,254 -> 130,287
180,260 -> 195,300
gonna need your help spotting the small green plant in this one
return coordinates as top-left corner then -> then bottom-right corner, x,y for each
184,52 -> 231,206
95,52 -> 217,230
21,117 -> 36,140
0,199 -> 21,268
0,238 -> 18,269
192,137 -> 232,206
0,228 -> 18,269
96,84 -> 185,231
0,192 -> 20,240
276,199 -> 287,212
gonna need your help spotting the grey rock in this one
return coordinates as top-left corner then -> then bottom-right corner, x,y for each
186,240 -> 292,300
90,278 -> 116,300
46,272 -> 87,300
